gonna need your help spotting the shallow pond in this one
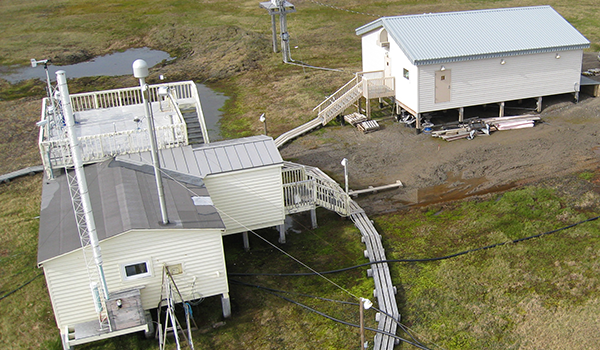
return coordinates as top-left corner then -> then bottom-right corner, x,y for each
0,48 -> 227,140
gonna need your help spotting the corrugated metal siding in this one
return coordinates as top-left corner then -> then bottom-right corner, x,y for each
204,165 -> 285,235
417,50 -> 583,113
357,6 -> 590,66
43,228 -> 227,329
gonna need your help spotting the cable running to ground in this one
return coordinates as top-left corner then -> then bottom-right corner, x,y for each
232,279 -> 433,350
229,214 -> 600,277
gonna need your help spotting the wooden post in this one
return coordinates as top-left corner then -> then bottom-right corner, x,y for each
242,231 -> 250,251
536,96 -> 542,113
359,299 -> 365,350
310,208 -> 318,229
458,107 -> 464,122
366,99 -> 371,119
278,224 -> 286,244
221,293 -> 231,318
499,102 -> 505,118
416,113 -> 421,130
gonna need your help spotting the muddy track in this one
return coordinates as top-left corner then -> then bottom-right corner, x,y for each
280,53 -> 600,214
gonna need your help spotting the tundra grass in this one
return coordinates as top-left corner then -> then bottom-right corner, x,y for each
375,173 -> 600,349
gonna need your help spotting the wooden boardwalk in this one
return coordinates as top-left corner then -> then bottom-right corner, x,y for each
293,165 -> 399,349
349,200 -> 399,350
0,165 -> 44,183
274,117 -> 322,148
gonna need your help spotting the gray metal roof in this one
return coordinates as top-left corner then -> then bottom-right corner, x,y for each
356,6 -> 590,66
119,135 -> 283,178
37,159 -> 224,264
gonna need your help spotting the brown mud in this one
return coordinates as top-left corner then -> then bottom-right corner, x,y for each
280,53 -> 600,214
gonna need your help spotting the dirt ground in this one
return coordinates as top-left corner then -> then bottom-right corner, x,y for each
280,53 -> 600,214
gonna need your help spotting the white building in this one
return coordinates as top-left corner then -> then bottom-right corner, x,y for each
355,6 -> 590,128
36,73 -> 289,349
38,158 -> 229,349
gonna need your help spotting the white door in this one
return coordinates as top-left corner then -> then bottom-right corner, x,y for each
435,70 -> 451,103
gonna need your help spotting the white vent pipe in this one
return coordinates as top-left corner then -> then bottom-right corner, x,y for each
133,59 -> 169,225
56,70 -> 110,300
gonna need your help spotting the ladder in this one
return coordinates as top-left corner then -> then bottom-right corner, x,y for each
157,265 -> 196,350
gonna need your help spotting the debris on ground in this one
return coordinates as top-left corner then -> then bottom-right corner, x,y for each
431,114 -> 540,141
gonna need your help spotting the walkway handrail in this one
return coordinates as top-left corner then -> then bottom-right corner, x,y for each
313,75 -> 360,113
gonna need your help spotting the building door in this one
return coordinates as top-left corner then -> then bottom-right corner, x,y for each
384,53 -> 391,77
435,70 -> 451,103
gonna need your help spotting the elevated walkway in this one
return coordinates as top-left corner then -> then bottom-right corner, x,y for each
275,71 -> 394,148
282,162 -> 399,350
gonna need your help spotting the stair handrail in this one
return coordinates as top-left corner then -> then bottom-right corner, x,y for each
313,75 -> 361,114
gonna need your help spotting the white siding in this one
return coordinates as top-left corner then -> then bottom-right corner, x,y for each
361,29 -> 420,112
43,228 -> 227,329
417,50 -> 583,113
390,41 -> 419,112
204,165 -> 284,235
361,29 -> 387,72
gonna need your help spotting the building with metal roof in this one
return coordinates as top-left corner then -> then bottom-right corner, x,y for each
120,135 -> 286,238
38,159 -> 230,348
354,5 -> 590,128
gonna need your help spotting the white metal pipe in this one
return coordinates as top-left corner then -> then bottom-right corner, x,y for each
56,70 -> 110,300
138,76 -> 169,225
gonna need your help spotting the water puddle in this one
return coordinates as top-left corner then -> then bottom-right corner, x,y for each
196,83 -> 228,142
0,48 -> 229,140
416,171 -> 515,206
0,48 -> 173,83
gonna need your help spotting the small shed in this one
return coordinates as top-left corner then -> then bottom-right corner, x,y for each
38,159 -> 229,348
355,6 -> 590,127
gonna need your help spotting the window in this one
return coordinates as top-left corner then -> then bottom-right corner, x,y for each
121,260 -> 152,281
403,68 -> 410,80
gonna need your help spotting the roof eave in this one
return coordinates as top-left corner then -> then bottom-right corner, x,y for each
413,44 -> 591,66
355,18 -> 383,36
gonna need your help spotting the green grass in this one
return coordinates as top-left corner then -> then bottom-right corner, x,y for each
376,176 -> 600,349
2,1 -> 600,349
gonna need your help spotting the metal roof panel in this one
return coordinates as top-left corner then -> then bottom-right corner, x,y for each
356,6 -> 590,65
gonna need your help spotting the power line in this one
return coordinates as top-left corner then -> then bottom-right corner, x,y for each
232,279 -> 433,350
157,166 -> 362,302
229,214 -> 600,277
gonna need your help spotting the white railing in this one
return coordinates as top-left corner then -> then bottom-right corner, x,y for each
38,81 -> 203,174
69,81 -> 196,113
313,75 -> 360,115
282,163 -> 350,216
358,71 -> 395,100
41,124 -> 187,169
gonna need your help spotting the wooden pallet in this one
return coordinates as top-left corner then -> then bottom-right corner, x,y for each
357,120 -> 380,134
344,112 -> 368,126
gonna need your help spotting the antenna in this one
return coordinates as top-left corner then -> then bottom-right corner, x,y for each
56,70 -> 110,301
259,0 -> 296,62
31,58 -> 57,130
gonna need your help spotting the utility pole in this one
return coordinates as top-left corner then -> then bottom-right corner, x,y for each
259,0 -> 296,62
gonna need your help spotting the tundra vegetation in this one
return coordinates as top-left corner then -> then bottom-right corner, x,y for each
1,0 -> 600,349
